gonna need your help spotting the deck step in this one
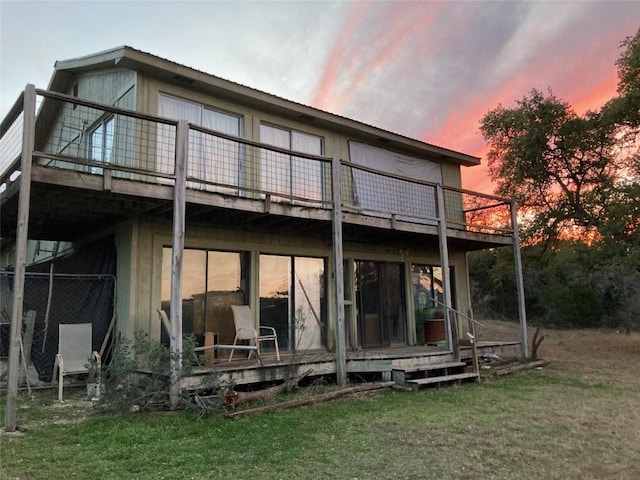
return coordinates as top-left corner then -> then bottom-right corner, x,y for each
395,361 -> 467,374
392,361 -> 478,389
407,372 -> 478,387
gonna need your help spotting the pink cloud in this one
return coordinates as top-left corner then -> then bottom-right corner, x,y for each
313,3 -> 445,113
312,2 -> 370,111
311,3 -> 637,198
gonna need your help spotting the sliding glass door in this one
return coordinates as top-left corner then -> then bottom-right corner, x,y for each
355,261 -> 406,348
259,255 -> 326,352
161,248 -> 248,345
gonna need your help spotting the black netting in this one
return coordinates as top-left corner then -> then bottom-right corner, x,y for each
1,236 -> 116,383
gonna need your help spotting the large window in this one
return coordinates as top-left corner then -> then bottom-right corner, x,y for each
158,95 -> 242,190
259,254 -> 326,351
259,124 -> 325,203
88,116 -> 114,174
161,248 -> 249,345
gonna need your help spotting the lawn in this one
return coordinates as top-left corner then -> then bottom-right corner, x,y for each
1,324 -> 639,480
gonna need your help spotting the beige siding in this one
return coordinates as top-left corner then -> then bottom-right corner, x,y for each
100,72 -> 471,345
40,70 -> 136,169
441,162 -> 462,189
118,218 -> 471,348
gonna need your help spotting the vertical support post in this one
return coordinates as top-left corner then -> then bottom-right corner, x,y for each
169,120 -> 187,409
436,185 -> 458,358
4,85 -> 36,432
331,157 -> 346,385
511,199 -> 528,360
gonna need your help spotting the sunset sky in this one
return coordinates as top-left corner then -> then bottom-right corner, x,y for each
1,1 -> 638,194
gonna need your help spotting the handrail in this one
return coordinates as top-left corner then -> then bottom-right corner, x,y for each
36,89 -> 179,126
0,91 -> 25,137
429,296 -> 486,328
3,85 -> 515,239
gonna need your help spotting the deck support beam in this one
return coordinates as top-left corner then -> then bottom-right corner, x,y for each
331,157 -> 347,385
4,85 -> 35,432
511,200 -> 528,360
436,185 -> 458,359
169,120 -> 187,409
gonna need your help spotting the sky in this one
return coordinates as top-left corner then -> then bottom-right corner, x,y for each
1,0 -> 638,194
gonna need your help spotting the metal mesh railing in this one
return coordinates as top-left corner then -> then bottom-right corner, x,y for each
3,86 -> 515,237
19,90 -> 333,206
0,271 -> 115,386
0,107 -> 24,185
340,161 -> 513,234
189,124 -> 333,206
444,187 -> 513,234
34,91 -> 177,180
341,162 -> 439,224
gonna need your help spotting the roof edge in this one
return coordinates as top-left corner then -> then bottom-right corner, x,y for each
51,46 -> 481,166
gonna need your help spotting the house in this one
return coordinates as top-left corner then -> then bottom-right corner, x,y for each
0,46 -> 527,396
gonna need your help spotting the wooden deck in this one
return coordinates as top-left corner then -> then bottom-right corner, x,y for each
180,341 -> 521,390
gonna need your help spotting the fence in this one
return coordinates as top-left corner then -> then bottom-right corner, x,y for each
0,271 -> 116,389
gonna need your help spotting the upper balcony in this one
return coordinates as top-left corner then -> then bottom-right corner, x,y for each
1,88 -> 515,249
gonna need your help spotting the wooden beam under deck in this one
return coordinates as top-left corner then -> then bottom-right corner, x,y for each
179,346 -> 455,390
179,341 -> 521,390
2,165 -> 512,249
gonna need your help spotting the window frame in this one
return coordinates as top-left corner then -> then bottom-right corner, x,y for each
259,122 -> 327,203
87,115 -> 115,174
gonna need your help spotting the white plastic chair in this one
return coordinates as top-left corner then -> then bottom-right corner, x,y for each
51,323 -> 100,401
229,305 -> 280,362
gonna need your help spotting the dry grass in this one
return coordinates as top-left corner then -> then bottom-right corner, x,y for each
479,319 -> 640,384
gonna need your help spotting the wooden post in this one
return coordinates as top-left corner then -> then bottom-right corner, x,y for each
436,185 -> 458,358
169,120 -> 187,409
4,85 -> 36,432
331,157 -> 346,385
511,199 -> 528,360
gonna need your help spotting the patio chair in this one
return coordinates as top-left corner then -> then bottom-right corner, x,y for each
51,323 -> 100,401
229,305 -> 280,362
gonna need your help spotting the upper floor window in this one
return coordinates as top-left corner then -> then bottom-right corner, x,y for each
88,116 -> 114,174
259,124 -> 326,203
158,94 -> 242,190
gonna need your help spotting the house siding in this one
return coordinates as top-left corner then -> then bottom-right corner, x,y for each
114,216 -> 471,350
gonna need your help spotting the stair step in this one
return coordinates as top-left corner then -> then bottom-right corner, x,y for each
407,372 -> 478,386
393,361 -> 466,374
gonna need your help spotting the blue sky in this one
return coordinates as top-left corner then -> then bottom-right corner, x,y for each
1,0 -> 638,192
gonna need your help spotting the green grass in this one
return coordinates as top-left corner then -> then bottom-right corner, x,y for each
2,328 -> 640,479
2,375 -> 639,480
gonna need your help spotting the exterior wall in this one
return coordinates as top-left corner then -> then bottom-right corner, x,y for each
0,240 -> 72,268
136,76 -> 461,188
441,162 -> 462,189
119,219 -> 334,344
75,70 -> 137,107
35,67 -> 474,349
115,217 -> 473,350
40,69 -> 136,169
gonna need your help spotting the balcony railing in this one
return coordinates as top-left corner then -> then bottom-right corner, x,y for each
0,88 -> 514,237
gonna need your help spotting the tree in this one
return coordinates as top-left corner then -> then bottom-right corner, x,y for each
610,28 -> 640,127
480,28 -> 639,246
480,90 -> 619,243
472,29 -> 640,332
